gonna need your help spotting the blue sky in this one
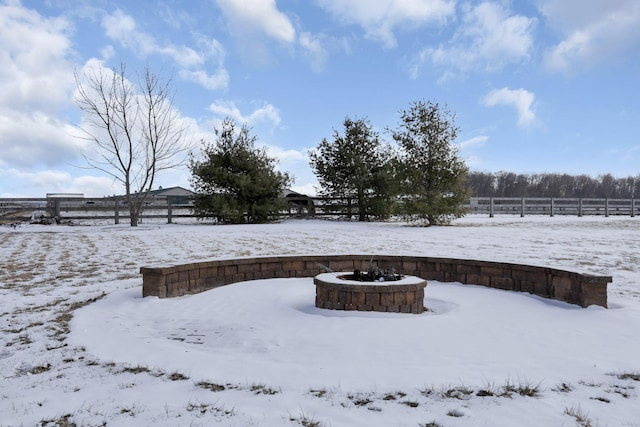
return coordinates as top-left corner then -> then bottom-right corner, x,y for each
1,0 -> 639,197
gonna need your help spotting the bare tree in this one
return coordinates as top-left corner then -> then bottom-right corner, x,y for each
75,64 -> 185,226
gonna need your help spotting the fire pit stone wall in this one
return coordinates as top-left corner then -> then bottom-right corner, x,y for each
314,272 -> 426,313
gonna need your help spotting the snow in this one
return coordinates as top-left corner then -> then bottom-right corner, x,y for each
1,216 -> 639,426
315,272 -> 425,285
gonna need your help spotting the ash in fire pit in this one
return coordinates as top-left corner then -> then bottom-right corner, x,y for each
323,259 -> 404,282
347,264 -> 403,282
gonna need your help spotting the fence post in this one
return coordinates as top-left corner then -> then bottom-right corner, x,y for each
520,197 -> 525,217
578,198 -> 583,217
54,200 -> 61,221
114,196 -> 119,225
550,198 -> 554,217
489,197 -> 494,218
632,199 -> 636,217
605,198 -> 609,217
167,198 -> 173,224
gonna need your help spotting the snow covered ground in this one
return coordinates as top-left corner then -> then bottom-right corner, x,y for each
1,216 -> 639,426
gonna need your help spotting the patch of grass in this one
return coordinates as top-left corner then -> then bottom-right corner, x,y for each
400,400 -> 419,408
167,371 -> 189,381
18,333 -> 33,345
616,371 -> 640,381
553,382 -> 574,393
499,379 -> 517,397
347,393 -> 373,406
289,411 -> 322,427
419,386 -> 435,397
590,396 -> 610,403
497,378 -> 540,398
3,321 -> 44,335
516,380 -> 542,397
564,406 -> 594,427
440,385 -> 473,400
420,422 -> 442,427
382,390 -> 407,401
121,365 -> 151,374
250,383 -> 280,395
186,401 -> 235,416
45,343 -> 67,351
30,363 -> 52,374
196,381 -> 226,392
310,388 -> 327,398
39,413 -> 76,427
609,384 -> 634,399
579,379 -> 602,388
47,295 -> 105,342
119,406 -> 138,417
476,381 -> 498,397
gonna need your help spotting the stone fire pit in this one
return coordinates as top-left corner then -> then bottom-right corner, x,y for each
314,272 -> 426,314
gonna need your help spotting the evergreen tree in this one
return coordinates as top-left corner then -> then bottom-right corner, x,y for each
392,100 -> 470,225
309,117 -> 396,221
189,118 -> 292,223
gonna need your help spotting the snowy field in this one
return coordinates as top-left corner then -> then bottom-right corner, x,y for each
1,216 -> 639,426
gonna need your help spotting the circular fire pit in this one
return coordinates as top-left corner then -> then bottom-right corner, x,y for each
314,272 -> 426,314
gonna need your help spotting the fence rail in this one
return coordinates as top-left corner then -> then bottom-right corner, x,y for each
466,197 -> 638,217
1,196 -> 639,225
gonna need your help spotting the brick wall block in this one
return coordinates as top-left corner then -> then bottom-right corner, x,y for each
491,277 -> 514,291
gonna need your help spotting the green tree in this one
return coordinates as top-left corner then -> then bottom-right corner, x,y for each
392,100 -> 470,225
309,116 -> 396,221
189,118 -> 292,223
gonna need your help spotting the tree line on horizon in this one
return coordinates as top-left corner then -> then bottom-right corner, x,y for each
468,171 -> 640,199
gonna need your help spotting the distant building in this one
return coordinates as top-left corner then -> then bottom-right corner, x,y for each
113,186 -> 195,205
46,193 -> 84,199
145,186 -> 195,205
283,189 -> 315,216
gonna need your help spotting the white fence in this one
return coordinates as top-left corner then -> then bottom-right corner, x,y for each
2,196 -> 639,225
466,197 -> 638,217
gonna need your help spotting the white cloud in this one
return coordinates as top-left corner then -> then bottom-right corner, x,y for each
299,32 -> 328,72
483,87 -> 536,128
412,2 -> 535,77
0,112 -> 85,168
215,0 -> 296,43
317,0 -> 455,48
179,69 -> 230,91
265,145 -> 308,164
0,2 -> 86,172
458,135 -> 489,150
540,0 -> 640,71
0,2 -> 74,112
101,10 -> 228,90
0,167 -> 121,198
208,100 -> 281,127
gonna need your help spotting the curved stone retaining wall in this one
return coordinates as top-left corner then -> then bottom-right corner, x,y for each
140,255 -> 611,308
